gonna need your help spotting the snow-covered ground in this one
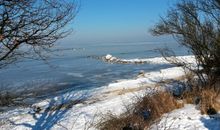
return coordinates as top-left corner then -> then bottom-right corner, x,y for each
0,55 -> 219,130
150,104 -> 220,130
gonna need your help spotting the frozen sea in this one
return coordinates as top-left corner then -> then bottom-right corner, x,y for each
0,41 -> 189,100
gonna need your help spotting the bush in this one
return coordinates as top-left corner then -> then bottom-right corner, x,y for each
182,84 -> 220,114
151,0 -> 220,86
96,92 -> 183,130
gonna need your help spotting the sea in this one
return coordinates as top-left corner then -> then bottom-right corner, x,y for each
0,41 -> 189,100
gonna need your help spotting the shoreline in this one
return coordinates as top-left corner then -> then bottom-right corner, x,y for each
0,55 -> 195,129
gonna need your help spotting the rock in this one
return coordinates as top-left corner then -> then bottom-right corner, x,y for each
33,106 -> 42,113
109,56 -> 117,61
138,70 -> 145,77
139,70 -> 145,75
105,54 -> 112,60
207,107 -> 217,115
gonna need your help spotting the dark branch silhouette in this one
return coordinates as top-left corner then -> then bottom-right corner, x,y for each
0,0 -> 77,68
151,0 -> 220,87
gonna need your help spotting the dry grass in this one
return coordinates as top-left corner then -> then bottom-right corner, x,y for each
178,71 -> 220,114
182,86 -> 220,115
96,91 -> 183,130
96,80 -> 220,130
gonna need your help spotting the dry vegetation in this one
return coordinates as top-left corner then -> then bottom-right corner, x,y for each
182,85 -> 220,115
96,91 -> 183,130
96,80 -> 220,130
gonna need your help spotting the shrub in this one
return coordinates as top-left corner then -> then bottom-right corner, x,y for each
96,92 -> 183,130
151,0 -> 220,86
182,85 -> 220,114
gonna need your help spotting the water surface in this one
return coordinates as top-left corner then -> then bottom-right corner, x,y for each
0,41 -> 189,98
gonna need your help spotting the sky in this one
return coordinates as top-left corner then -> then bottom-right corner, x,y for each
64,0 -> 177,44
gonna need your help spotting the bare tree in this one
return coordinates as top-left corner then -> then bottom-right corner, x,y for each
151,0 -> 220,87
0,0 -> 77,68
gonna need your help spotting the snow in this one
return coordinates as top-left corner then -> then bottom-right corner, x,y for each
104,54 -> 118,62
102,67 -> 185,92
105,54 -> 112,60
103,54 -> 195,65
150,104 -> 220,130
1,55 -> 218,130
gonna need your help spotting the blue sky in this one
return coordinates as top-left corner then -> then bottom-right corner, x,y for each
65,0 -> 176,44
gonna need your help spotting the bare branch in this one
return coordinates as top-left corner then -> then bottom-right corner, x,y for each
0,0 -> 77,68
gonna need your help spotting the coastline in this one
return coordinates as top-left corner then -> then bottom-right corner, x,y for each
0,55 -> 195,130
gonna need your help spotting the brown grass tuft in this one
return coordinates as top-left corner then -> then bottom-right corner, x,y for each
96,91 -> 183,130
182,86 -> 220,115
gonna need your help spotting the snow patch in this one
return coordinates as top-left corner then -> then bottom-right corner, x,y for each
102,54 -> 195,65
150,104 -> 220,130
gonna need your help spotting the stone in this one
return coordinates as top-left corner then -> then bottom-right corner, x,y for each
105,54 -> 112,60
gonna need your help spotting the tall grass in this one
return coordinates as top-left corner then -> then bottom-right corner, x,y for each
96,91 -> 183,130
